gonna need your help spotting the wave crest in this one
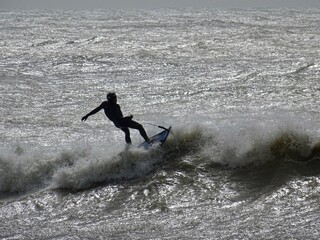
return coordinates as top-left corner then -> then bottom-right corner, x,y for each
1,125 -> 320,194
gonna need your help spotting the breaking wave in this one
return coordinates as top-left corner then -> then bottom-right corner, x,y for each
1,125 -> 320,194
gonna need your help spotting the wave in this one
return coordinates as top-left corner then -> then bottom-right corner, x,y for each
0,128 -> 202,193
1,125 -> 320,194
289,63 -> 315,75
0,146 -> 87,193
51,127 -> 206,190
210,125 -> 320,167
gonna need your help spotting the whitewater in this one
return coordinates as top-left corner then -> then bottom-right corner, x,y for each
0,8 -> 320,239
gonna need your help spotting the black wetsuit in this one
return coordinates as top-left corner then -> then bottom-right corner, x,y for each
84,100 -> 149,144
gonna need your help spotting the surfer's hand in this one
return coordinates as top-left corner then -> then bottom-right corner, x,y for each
81,115 -> 88,121
128,115 -> 133,120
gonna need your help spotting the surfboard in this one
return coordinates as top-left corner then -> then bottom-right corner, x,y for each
138,126 -> 171,149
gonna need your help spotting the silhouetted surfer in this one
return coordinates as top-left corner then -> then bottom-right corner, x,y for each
81,92 -> 151,144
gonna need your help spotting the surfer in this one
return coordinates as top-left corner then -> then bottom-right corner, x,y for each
81,92 -> 151,145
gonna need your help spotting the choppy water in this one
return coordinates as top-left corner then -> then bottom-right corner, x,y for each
1,8 -> 320,239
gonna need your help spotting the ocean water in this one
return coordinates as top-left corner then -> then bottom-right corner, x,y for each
1,8 -> 320,239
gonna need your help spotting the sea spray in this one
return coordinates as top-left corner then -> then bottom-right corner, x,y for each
0,144 -> 92,193
51,127 -> 206,190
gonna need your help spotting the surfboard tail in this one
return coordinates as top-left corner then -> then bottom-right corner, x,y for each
138,126 -> 171,149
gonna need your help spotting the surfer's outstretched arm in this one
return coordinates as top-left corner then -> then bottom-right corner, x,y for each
81,104 -> 103,121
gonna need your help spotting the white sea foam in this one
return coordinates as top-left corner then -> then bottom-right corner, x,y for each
1,119 -> 319,193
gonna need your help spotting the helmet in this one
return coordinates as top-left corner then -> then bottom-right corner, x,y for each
107,92 -> 117,101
